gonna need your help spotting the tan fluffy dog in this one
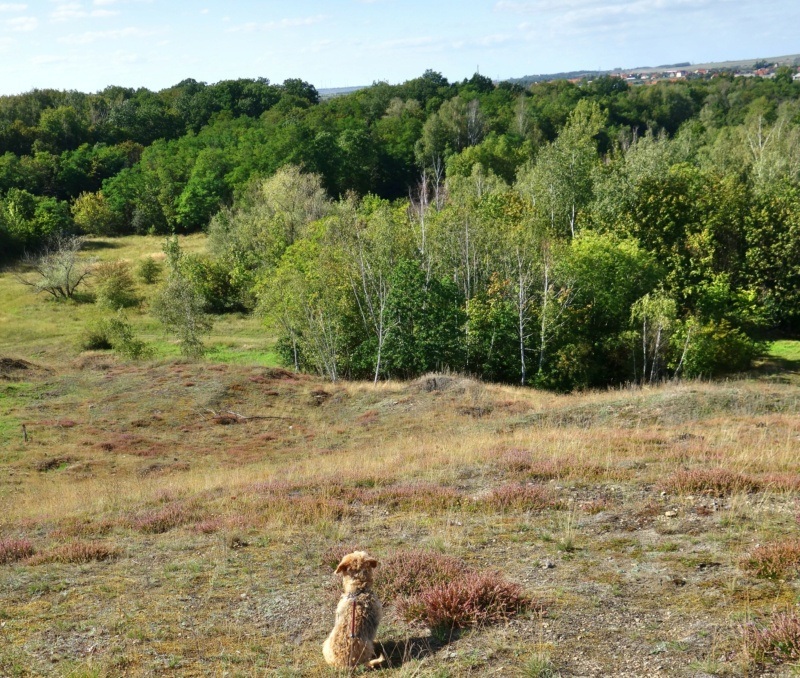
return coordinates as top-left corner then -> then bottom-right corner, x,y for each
322,551 -> 385,669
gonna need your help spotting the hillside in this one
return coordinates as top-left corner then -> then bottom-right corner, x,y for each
1,321 -> 800,675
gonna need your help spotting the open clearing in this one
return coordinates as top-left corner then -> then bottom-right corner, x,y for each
2,237 -> 800,676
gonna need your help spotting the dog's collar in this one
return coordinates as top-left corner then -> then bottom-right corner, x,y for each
345,592 -> 360,601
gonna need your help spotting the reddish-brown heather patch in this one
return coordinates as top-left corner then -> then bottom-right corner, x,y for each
26,541 -> 119,565
483,483 -> 559,512
741,540 -> 800,579
0,539 -> 35,564
357,409 -> 380,425
52,518 -> 114,539
744,611 -> 800,664
396,570 -> 535,631
761,473 -> 800,492
378,550 -> 470,601
582,498 -> 614,514
129,502 -> 203,534
191,519 -> 226,534
660,468 -> 761,496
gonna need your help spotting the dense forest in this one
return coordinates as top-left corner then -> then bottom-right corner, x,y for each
2,68 -> 799,389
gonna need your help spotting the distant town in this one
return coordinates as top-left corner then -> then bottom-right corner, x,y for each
509,53 -> 800,87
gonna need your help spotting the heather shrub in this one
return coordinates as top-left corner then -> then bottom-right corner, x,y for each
377,549 -> 470,601
396,571 -> 533,633
27,541 -> 119,565
0,539 -> 35,564
131,502 -> 201,534
744,611 -> 800,664
660,468 -> 760,497
484,483 -> 559,512
742,540 -> 800,579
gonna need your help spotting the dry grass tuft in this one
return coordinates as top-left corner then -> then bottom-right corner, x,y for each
744,611 -> 800,664
0,539 -> 35,564
660,468 -> 760,496
27,541 -> 120,565
741,540 -> 800,579
483,483 -> 560,512
396,570 -> 535,633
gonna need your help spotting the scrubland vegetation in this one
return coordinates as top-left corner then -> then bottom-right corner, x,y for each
2,67 -> 800,675
1,246 -> 800,674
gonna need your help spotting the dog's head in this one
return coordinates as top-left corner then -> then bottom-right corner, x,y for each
335,551 -> 378,586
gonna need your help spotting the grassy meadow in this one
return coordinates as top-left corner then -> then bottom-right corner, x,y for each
2,236 -> 800,676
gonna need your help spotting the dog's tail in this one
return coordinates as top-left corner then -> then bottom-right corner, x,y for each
367,653 -> 385,669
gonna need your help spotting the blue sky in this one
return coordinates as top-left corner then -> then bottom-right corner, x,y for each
0,0 -> 798,95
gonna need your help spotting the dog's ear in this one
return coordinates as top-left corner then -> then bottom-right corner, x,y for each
335,555 -> 352,574
365,557 -> 378,569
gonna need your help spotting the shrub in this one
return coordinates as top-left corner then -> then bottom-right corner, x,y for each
680,319 -> 762,378
377,549 -> 470,601
660,468 -> 760,497
151,275 -> 212,358
180,253 -> 247,313
0,539 -> 35,564
27,541 -> 119,565
136,256 -> 161,284
744,611 -> 800,664
79,311 -> 153,360
742,540 -> 800,579
93,259 -> 138,309
78,321 -> 113,350
484,483 -> 559,512
396,570 -> 534,633
130,502 -> 200,534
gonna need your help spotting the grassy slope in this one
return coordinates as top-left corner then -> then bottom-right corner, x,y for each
0,235 -> 278,367
1,236 -> 800,677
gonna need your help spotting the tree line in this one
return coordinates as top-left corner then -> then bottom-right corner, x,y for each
2,68 -> 800,388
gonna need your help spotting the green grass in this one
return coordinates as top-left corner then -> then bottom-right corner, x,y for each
0,234 -> 280,368
768,340 -> 800,362
0,382 -> 36,448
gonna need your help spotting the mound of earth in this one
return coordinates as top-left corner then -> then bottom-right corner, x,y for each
0,357 -> 49,381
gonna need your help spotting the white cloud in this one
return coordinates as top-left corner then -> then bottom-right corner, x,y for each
6,14 -> 36,30
226,15 -> 326,33
58,26 -> 163,44
0,3 -> 26,11
50,2 -> 118,21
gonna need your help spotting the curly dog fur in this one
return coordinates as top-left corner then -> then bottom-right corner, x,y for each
322,551 -> 384,669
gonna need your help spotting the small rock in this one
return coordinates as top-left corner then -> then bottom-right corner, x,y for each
542,560 -> 555,569
664,510 -> 678,518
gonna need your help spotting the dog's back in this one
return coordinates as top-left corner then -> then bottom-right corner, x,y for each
322,551 -> 384,668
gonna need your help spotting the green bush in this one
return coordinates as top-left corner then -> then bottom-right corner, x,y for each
93,260 -> 139,309
180,253 -> 247,314
78,312 -> 153,360
680,319 -> 762,378
135,256 -> 161,284
78,322 -> 113,350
